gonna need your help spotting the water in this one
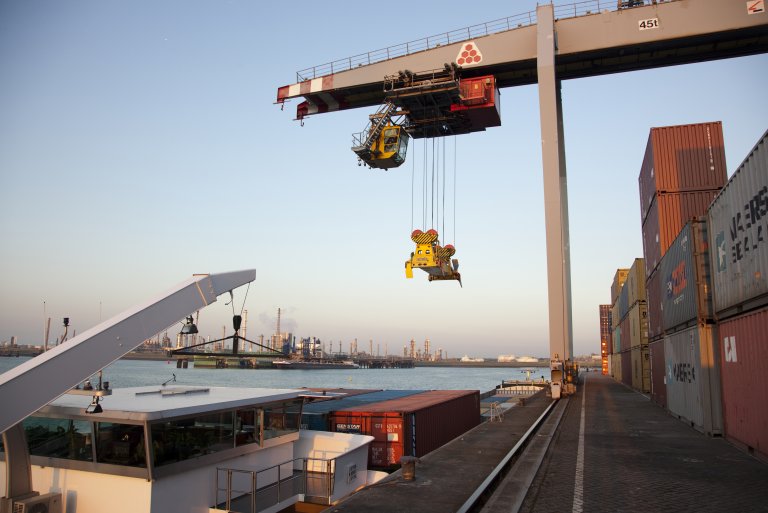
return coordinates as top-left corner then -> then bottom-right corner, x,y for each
0,357 -> 543,393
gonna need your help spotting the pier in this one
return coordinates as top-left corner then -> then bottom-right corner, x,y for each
327,373 -> 768,512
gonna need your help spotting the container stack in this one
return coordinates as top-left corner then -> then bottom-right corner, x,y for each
609,260 -> 649,392
639,122 -> 728,410
609,268 -> 629,381
706,130 -> 768,460
330,389 -> 480,469
599,304 -> 611,375
658,218 -> 722,435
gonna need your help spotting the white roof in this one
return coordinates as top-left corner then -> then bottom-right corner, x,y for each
36,386 -> 304,422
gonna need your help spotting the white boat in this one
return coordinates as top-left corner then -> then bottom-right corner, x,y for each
0,385 -> 384,513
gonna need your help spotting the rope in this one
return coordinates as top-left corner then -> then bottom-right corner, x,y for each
411,139 -> 415,231
453,136 -> 457,246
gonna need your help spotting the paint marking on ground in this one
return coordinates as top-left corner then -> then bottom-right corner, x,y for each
572,373 -> 586,513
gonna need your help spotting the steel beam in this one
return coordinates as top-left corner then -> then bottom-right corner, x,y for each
537,5 -> 574,367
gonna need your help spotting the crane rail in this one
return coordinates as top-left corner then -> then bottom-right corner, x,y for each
295,0 -> 674,82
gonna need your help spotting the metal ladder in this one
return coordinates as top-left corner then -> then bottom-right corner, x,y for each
351,101 -> 398,160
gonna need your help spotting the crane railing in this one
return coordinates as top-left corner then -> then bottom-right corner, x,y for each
295,0 -> 674,82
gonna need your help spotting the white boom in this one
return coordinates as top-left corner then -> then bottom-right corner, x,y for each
0,269 -> 256,434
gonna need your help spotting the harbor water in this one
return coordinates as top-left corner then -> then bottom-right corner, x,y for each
0,357 -> 544,392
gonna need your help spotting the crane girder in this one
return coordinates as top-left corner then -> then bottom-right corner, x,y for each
277,0 -> 768,121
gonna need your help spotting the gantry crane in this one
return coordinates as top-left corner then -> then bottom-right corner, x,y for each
276,0 -> 768,392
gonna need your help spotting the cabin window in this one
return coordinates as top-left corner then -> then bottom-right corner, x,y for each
263,402 -> 301,440
96,422 -> 146,467
150,411 -> 234,466
23,417 -> 93,462
235,408 -> 261,447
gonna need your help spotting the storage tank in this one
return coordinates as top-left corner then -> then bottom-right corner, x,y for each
707,129 -> 768,319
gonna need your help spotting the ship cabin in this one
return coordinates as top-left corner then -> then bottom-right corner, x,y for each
0,385 -> 379,513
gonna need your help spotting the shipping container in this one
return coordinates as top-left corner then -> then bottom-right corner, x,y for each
612,324 -> 622,354
611,352 -> 622,383
664,325 -> 723,435
630,345 -> 650,393
642,190 -> 722,278
625,301 -> 648,349
611,301 -> 621,331
600,304 -> 612,358
330,390 -> 480,468
301,389 -> 425,431
649,338 -> 667,408
612,269 -> 630,305
626,258 -> 647,306
659,219 -> 715,332
718,306 -> 768,461
621,348 -> 632,387
646,268 -> 664,340
618,281 -> 630,322
707,129 -> 768,319
638,122 -> 727,224
601,356 -> 609,375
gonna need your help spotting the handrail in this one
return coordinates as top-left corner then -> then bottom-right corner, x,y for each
215,456 -> 338,512
295,0 -> 671,82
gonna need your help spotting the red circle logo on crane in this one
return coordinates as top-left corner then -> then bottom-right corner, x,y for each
456,42 -> 483,66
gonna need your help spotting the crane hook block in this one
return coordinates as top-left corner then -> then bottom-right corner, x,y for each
405,230 -> 462,286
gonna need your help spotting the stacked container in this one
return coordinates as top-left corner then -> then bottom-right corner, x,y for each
330,390 -> 480,469
609,269 -> 629,381
639,122 -> 728,409
609,260 -> 648,392
301,389 -> 425,431
706,130 -> 768,460
599,304 -> 612,375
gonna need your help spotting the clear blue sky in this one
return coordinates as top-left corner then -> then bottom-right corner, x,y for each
1,1 -> 766,358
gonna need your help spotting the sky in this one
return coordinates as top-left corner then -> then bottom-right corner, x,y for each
1,1 -> 766,359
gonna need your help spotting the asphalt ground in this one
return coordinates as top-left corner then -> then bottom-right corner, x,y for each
324,392 -> 553,513
519,372 -> 768,513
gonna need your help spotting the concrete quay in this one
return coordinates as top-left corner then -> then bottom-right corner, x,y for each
324,372 -> 768,513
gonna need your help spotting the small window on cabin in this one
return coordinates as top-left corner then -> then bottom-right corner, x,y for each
23,417 -> 93,462
426,250 -> 431,254
417,250 -> 423,255
235,408 -> 261,447
263,401 -> 301,441
96,422 -> 146,467
150,411 -> 235,466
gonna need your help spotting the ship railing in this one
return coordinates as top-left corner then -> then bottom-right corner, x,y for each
214,457 -> 336,512
294,0 -> 674,81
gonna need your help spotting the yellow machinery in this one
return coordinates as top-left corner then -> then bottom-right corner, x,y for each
405,229 -> 461,286
351,102 -> 410,169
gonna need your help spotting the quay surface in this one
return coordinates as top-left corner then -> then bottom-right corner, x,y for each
326,373 -> 768,513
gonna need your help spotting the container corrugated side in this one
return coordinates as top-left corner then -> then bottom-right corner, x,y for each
718,305 -> 768,462
620,348 -> 632,387
660,219 -> 714,332
618,282 -> 630,322
330,390 -> 480,468
626,301 -> 648,349
612,324 -> 622,354
611,301 -> 621,330
642,190 -> 722,278
707,129 -> 768,318
664,325 -> 723,435
629,345 -> 650,393
626,258 -> 646,306
638,122 -> 727,223
649,338 -> 667,407
646,268 -> 664,340
612,269 -> 630,305
611,352 -> 622,382
301,389 -> 425,431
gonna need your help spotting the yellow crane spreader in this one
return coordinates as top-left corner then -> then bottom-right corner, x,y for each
405,229 -> 461,286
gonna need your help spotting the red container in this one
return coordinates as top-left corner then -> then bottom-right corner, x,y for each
642,190 -> 722,278
330,390 -> 480,468
599,304 -> 612,356
649,338 -> 667,407
450,76 -> 501,132
638,122 -> 727,224
646,268 -> 664,340
718,306 -> 768,462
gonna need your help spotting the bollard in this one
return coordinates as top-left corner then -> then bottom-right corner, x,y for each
400,456 -> 418,481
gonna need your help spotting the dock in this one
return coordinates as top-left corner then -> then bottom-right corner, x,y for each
326,373 -> 768,512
